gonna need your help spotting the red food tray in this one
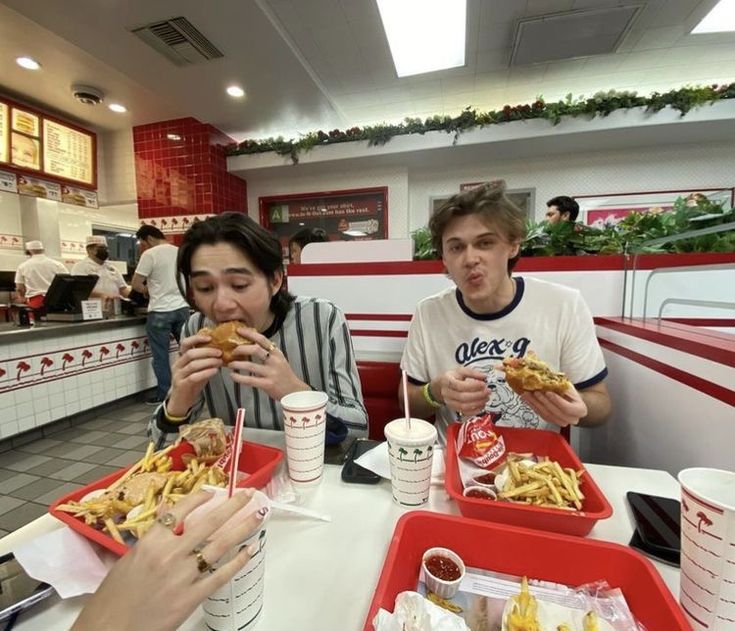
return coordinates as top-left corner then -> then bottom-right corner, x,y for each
364,512 -> 689,631
445,423 -> 612,536
49,441 -> 283,556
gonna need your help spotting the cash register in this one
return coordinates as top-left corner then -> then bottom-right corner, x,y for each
44,274 -> 99,321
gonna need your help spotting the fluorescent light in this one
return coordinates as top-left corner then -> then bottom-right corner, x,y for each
16,56 -> 41,70
343,229 -> 367,237
108,103 -> 127,113
167,133 -> 182,141
377,0 -> 466,77
693,0 -> 735,33
226,85 -> 245,97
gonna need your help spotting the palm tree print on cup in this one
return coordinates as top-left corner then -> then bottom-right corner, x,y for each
398,447 -> 408,461
413,448 -> 423,463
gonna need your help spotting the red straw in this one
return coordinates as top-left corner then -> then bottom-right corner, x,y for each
227,408 -> 245,497
401,369 -> 411,431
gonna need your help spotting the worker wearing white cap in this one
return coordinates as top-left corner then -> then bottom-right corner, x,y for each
71,235 -> 131,302
15,240 -> 69,309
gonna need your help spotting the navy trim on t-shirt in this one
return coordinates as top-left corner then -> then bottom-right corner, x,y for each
574,367 -> 608,390
406,374 -> 425,386
455,277 -> 525,321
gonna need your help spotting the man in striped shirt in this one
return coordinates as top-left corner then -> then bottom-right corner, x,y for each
148,213 -> 367,447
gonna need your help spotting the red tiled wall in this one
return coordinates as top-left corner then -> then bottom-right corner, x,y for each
133,117 -> 246,220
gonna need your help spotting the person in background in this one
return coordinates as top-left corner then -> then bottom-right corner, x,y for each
289,227 -> 329,264
71,236 -> 131,308
132,225 -> 191,406
545,196 -> 579,224
14,240 -> 68,309
72,490 -> 262,631
400,182 -> 610,444
148,212 -> 367,447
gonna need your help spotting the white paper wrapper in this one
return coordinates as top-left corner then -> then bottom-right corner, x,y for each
355,442 -> 445,485
501,597 -> 616,631
373,591 -> 470,631
13,527 -> 109,598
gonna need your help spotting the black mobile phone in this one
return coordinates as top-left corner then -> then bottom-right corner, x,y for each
0,553 -> 55,623
626,491 -> 681,567
341,438 -> 382,484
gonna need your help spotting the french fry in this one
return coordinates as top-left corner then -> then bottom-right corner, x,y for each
104,517 -> 124,544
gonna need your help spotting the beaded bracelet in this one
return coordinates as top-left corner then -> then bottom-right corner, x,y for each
421,382 -> 442,409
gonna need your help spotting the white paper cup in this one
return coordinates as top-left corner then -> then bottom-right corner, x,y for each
678,467 -> 735,631
280,390 -> 329,486
201,491 -> 270,631
384,418 -> 437,507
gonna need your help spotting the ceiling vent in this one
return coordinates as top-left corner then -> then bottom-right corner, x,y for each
510,5 -> 642,67
130,16 -> 224,66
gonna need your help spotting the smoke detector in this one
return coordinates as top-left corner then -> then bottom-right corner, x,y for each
71,84 -> 105,106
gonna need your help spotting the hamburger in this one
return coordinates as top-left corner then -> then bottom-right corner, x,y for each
502,353 -> 572,395
198,321 -> 253,364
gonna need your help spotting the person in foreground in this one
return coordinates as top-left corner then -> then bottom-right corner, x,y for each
400,182 -> 611,443
72,490 -> 261,631
148,212 -> 367,447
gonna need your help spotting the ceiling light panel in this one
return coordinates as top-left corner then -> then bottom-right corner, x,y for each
693,0 -> 735,33
377,0 -> 467,77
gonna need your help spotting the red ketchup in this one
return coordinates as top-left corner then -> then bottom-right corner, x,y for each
473,472 -> 496,485
425,555 -> 461,581
465,489 -> 495,500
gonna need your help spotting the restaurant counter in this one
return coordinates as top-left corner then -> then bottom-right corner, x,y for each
0,428 -> 681,630
0,315 -> 159,441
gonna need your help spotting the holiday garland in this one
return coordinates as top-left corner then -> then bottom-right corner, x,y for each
227,83 -> 735,165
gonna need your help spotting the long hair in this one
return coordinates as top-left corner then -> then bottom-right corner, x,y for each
177,212 -> 294,320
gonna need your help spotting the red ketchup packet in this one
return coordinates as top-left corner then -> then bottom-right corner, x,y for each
456,413 -> 506,470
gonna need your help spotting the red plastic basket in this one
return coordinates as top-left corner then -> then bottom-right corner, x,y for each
445,423 -> 612,536
364,512 -> 690,631
49,441 -> 283,556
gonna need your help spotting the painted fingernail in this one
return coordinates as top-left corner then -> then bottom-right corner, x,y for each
255,506 -> 269,520
246,543 -> 258,556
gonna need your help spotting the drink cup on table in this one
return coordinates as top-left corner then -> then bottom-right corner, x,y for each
677,467 -> 735,631
384,418 -> 437,507
198,489 -> 271,631
280,390 -> 329,486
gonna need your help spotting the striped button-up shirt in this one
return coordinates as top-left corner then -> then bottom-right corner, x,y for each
150,296 -> 367,445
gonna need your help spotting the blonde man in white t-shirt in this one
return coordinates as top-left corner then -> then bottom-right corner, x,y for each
14,240 -> 68,309
133,225 -> 190,405
400,182 -> 611,444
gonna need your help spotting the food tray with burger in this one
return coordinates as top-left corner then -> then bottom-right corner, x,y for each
364,512 -> 689,631
49,419 -> 283,556
446,419 -> 612,537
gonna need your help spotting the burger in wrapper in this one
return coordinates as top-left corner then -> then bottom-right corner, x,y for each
179,418 -> 227,465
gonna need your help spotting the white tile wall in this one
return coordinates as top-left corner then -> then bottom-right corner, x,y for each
0,323 -> 165,440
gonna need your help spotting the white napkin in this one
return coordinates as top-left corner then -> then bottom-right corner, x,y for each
13,527 -> 109,598
373,591 -> 469,631
355,442 -> 445,485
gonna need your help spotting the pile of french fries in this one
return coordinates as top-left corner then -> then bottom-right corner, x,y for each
498,454 -> 585,511
56,442 -> 228,544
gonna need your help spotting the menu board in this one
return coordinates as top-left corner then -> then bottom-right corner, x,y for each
0,103 -> 7,163
43,120 -> 94,185
0,96 -> 96,188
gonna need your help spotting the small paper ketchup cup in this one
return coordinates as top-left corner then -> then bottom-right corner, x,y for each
462,485 -> 497,500
422,547 -> 465,599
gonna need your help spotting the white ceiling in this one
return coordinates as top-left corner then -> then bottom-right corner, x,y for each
0,0 -> 734,141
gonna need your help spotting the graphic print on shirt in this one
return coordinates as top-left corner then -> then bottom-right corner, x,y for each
454,334 -> 542,429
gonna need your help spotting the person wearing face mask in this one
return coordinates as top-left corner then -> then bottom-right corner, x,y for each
71,236 -> 131,306
147,212 -> 367,448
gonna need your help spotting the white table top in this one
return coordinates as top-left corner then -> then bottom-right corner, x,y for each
0,430 -> 681,630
